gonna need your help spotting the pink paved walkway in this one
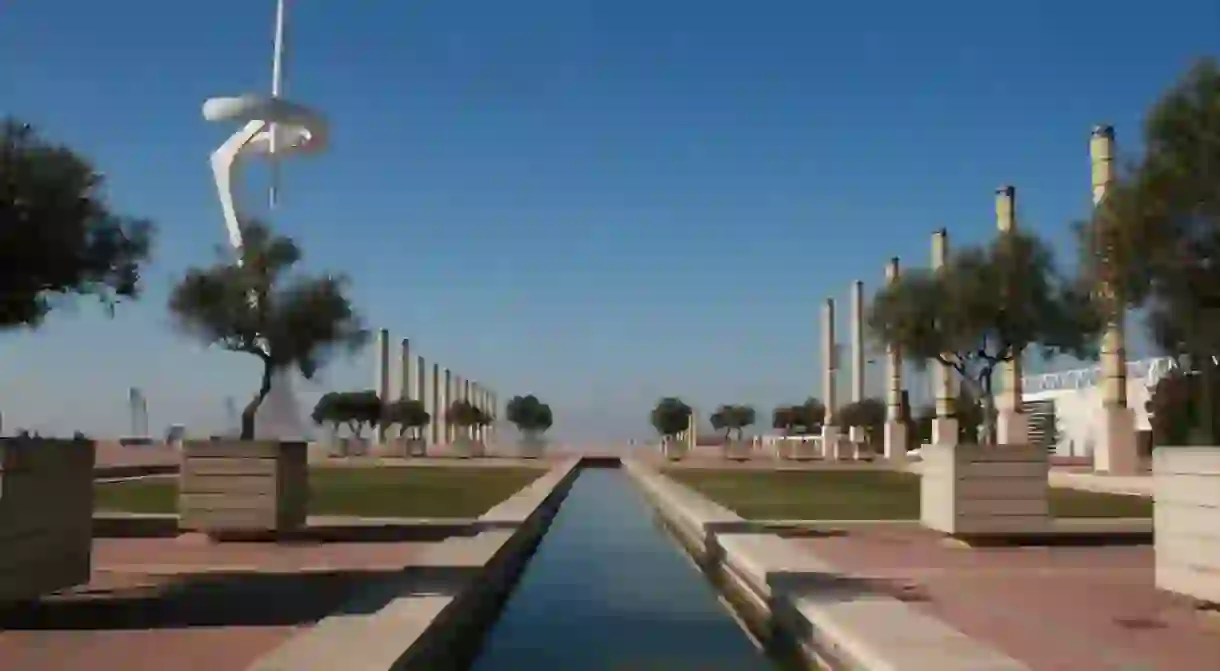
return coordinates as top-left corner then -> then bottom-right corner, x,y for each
793,524 -> 1220,671
0,534 -> 434,670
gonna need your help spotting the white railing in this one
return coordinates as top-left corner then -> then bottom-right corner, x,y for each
1021,356 -> 1186,394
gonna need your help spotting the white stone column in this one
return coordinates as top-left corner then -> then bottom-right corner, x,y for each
463,378 -> 473,440
442,368 -> 453,444
375,328 -> 391,445
398,339 -> 413,402
822,298 -> 842,459
472,382 -> 483,441
883,257 -> 909,459
1091,125 -> 1139,474
931,229 -> 960,445
416,355 -> 426,445
849,280 -> 866,445
995,186 -> 1030,446
430,362 -> 442,446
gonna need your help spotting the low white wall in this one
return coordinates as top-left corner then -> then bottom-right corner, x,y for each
1153,447 -> 1220,605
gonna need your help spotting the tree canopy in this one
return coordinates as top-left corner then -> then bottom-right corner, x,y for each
710,404 -> 756,441
385,398 -> 431,437
169,220 -> 368,439
310,389 -> 382,438
867,230 -> 1100,443
837,397 -> 886,431
1079,58 -> 1220,441
772,398 -> 826,434
505,394 -> 554,434
650,397 -> 692,437
1,119 -> 154,329
445,399 -> 483,429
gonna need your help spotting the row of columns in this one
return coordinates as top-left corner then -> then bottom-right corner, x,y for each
373,329 -> 499,447
821,125 -> 1137,472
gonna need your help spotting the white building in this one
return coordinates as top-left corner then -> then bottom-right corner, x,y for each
1021,357 -> 1179,458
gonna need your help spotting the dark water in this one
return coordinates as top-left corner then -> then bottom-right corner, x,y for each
466,468 -> 776,671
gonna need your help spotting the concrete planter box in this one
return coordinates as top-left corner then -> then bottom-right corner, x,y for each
373,437 -> 426,458
1153,446 -> 1220,605
662,437 -> 688,460
451,436 -> 485,458
179,440 -> 308,536
920,443 -> 1049,536
517,435 -> 547,459
723,440 -> 752,461
0,438 -> 95,602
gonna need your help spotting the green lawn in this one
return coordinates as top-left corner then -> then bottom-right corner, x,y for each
666,469 -> 1153,520
95,466 -> 544,518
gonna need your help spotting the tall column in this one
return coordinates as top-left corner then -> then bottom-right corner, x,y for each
931,229 -> 960,445
822,298 -> 842,459
1091,125 -> 1138,474
430,362 -> 442,445
849,280 -> 866,444
463,378 -> 473,439
471,382 -> 482,441
416,355 -> 427,445
375,328 -> 391,444
883,257 -> 909,459
443,368 -> 454,444
995,186 -> 1030,446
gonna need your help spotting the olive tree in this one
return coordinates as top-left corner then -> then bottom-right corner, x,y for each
868,230 -> 1100,445
1,119 -> 153,329
837,397 -> 886,445
506,394 -> 554,453
1080,58 -> 1220,442
711,404 -> 755,442
650,397 -> 692,441
168,221 -> 368,440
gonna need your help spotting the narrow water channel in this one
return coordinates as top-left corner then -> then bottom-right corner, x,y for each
466,468 -> 777,671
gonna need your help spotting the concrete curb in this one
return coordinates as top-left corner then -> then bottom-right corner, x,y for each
621,458 -> 1030,671
245,457 -> 582,671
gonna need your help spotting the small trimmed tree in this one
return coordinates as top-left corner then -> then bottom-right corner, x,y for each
168,221 -> 369,440
868,230 -> 1100,445
445,399 -> 482,443
837,397 -> 886,446
650,397 -> 692,444
506,394 -> 554,437
1,119 -> 154,332
310,391 -> 345,436
385,398 -> 430,441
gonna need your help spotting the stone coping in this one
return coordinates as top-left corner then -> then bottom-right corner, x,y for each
621,458 -> 1030,671
245,457 -> 581,671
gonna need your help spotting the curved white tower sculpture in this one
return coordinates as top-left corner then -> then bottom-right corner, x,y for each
203,0 -> 330,440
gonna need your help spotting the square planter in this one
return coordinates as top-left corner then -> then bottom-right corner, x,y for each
1153,446 -> 1220,605
451,436 -> 486,458
374,437 -> 427,458
518,435 -> 547,459
0,438 -> 95,602
920,443 -> 1049,536
723,440 -> 752,461
179,440 -> 308,536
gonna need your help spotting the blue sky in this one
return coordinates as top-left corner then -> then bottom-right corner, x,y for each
1,1 -> 1216,441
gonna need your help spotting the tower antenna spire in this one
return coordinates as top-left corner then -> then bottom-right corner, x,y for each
269,0 -> 287,207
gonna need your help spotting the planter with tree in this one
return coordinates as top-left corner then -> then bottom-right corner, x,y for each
169,221 -> 367,536
0,119 -> 153,601
1082,59 -> 1220,605
383,397 -> 430,457
711,404 -> 755,460
868,228 -> 1100,537
505,394 -> 554,458
651,397 -> 693,460
334,389 -> 381,457
446,399 -> 483,458
771,398 -> 824,460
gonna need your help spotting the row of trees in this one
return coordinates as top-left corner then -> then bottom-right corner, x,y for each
310,390 -> 555,441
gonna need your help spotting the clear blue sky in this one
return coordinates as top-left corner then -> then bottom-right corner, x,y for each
1,1 -> 1216,441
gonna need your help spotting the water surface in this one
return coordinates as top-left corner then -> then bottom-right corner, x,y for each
467,468 -> 775,670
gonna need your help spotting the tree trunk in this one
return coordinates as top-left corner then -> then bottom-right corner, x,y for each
979,369 -> 997,446
240,361 -> 275,440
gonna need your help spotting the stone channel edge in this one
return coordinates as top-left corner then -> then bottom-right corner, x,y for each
620,458 -> 1031,671
245,456 -> 583,671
